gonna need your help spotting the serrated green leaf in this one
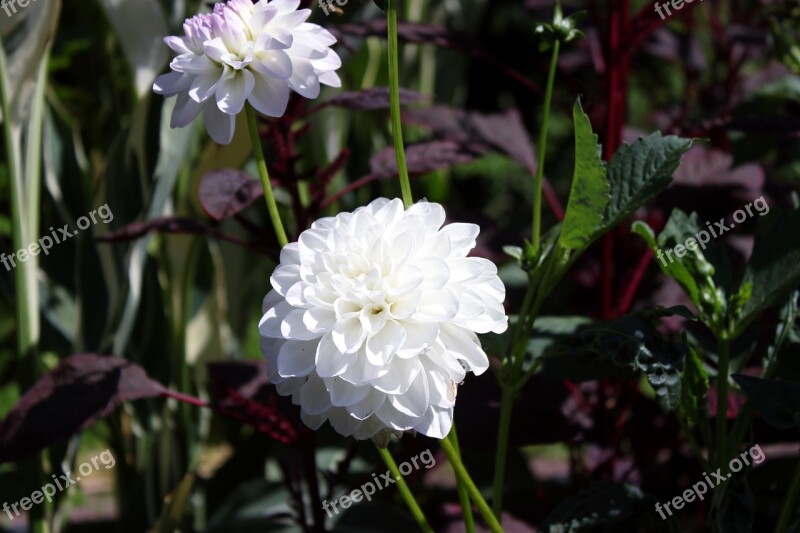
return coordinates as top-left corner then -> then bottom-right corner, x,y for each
740,208 -> 800,326
559,99 -> 609,250
604,132 -> 693,230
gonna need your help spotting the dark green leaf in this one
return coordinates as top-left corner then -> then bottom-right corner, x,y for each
604,133 -> 693,230
540,482 -> 677,532
537,315 -> 687,411
732,374 -> 800,430
559,99 -> 609,250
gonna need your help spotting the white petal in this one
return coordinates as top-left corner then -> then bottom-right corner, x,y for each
315,332 -> 356,378
439,324 -> 489,375
414,406 -> 453,439
299,375 -> 331,415
365,320 -> 405,366
277,339 -> 318,377
388,373 -> 429,417
324,376 -> 370,407
332,316 -> 366,354
171,92 -> 203,128
252,49 -> 293,80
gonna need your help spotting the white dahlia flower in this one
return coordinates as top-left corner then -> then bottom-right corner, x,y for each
259,198 -> 508,440
154,0 -> 341,144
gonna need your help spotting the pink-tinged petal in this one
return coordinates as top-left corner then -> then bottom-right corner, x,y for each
252,49 -> 293,80
203,104 -> 236,144
287,58 -> 320,99
188,71 -> 219,103
154,71 -> 189,96
215,70 -> 254,115
248,72 -> 290,117
164,36 -> 192,55
170,92 -> 203,128
318,70 -> 341,88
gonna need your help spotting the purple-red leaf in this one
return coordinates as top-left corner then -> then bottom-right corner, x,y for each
322,87 -> 427,111
0,355 -> 167,463
404,105 -> 537,172
199,169 -> 263,221
208,361 -> 304,445
369,140 -> 479,179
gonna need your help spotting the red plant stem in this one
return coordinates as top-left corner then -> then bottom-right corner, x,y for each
162,390 -> 208,408
601,0 -> 631,319
616,248 -> 654,315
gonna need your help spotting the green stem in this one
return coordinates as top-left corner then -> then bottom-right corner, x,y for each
387,0 -> 413,208
776,459 -> 800,533
714,335 -> 731,469
531,39 -> 560,254
491,388 -> 515,518
376,447 -> 434,533
440,437 -> 503,533
245,104 -> 289,247
447,424 -> 475,533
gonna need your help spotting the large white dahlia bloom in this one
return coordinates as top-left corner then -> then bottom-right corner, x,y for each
154,0 -> 341,144
259,198 -> 508,440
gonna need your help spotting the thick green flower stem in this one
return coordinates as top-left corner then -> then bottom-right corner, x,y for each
376,446 -> 434,533
387,0 -> 413,209
531,38 -> 560,255
492,387 -> 515,518
440,437 -> 503,533
714,334 -> 731,469
447,424 -> 476,533
245,104 -> 289,248
776,459 -> 800,533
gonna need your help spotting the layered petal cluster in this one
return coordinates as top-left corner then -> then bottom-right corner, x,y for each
259,198 -> 508,440
154,0 -> 341,144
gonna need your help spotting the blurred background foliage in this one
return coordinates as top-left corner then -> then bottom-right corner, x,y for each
0,0 -> 799,531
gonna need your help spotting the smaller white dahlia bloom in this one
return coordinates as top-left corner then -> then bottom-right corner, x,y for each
259,198 -> 508,440
154,0 -> 341,144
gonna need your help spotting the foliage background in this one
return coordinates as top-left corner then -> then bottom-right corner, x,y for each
0,0 -> 799,531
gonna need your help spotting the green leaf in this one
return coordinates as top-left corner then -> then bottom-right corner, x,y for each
536,314 -> 687,412
559,100 -> 609,250
372,0 -> 388,12
604,132 -> 693,230
679,346 -> 710,424
632,218 -> 701,305
740,208 -> 800,326
732,374 -> 800,430
710,473 -> 754,533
